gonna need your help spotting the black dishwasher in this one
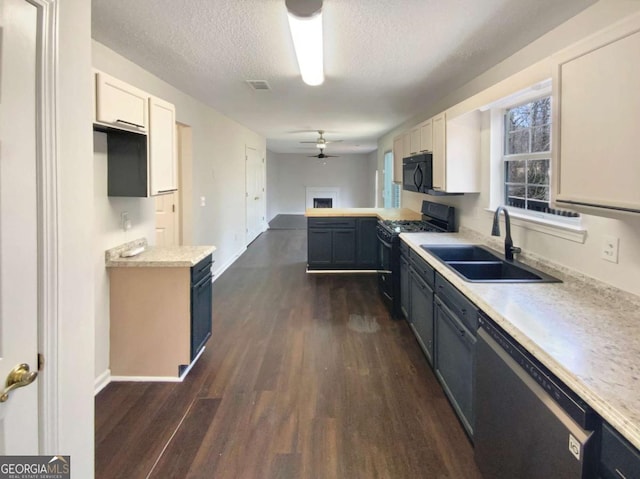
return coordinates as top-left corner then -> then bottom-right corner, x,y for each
475,313 -> 598,478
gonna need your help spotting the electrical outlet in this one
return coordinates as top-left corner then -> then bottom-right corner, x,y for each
121,212 -> 131,232
200,196 -> 206,207
601,235 -> 619,263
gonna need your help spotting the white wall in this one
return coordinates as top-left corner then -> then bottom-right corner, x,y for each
266,151 -> 377,220
92,41 -> 266,382
379,0 -> 640,296
57,0 -> 95,475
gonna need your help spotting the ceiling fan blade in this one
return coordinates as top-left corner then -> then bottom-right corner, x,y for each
300,140 -> 318,143
325,140 -> 343,143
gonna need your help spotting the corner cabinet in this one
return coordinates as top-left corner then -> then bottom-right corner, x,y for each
149,96 -> 178,195
94,70 -> 178,198
431,111 -> 481,194
393,135 -> 404,183
552,13 -> 640,213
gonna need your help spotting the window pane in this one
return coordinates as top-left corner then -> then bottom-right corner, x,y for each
506,185 -> 526,199
508,104 -> 531,131
527,185 -> 549,202
505,160 -> 526,183
531,97 -> 551,127
527,159 -> 550,185
532,125 -> 551,152
507,130 -> 530,155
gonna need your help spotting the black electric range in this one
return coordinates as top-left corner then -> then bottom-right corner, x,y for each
376,200 -> 456,318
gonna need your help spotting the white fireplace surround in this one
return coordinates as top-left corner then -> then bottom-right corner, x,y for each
306,187 -> 339,209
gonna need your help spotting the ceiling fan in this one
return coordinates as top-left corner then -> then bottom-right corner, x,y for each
300,130 -> 343,149
308,147 -> 339,159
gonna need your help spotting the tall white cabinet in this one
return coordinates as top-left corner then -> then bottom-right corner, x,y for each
149,97 -> 177,195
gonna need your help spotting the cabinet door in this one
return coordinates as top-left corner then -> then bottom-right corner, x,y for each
308,229 -> 332,266
402,132 -> 411,160
554,23 -> 640,212
420,119 -> 433,152
149,96 -> 177,195
356,218 -> 378,269
432,113 -> 446,191
332,229 -> 356,265
95,71 -> 148,131
393,135 -> 404,183
191,274 -> 212,360
435,298 -> 476,437
411,268 -> 434,365
400,255 -> 410,320
410,127 -> 421,155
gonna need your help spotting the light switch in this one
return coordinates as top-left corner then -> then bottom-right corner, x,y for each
200,196 -> 206,207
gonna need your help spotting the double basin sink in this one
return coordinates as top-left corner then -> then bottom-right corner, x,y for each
421,244 -> 561,283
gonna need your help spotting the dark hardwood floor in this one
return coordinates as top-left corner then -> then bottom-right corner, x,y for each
95,229 -> 482,479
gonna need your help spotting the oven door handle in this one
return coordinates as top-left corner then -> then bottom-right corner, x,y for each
378,236 -> 393,249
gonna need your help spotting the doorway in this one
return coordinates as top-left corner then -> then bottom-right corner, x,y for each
245,146 -> 265,244
0,0 -> 58,453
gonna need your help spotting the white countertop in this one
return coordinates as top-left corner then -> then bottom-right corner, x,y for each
105,238 -> 216,268
400,230 -> 640,449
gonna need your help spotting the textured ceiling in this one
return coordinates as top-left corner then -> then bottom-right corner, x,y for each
92,0 -> 595,154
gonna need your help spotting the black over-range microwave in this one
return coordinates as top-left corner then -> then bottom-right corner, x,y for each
402,153 -> 432,193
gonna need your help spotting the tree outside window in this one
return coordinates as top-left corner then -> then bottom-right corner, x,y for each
504,97 -> 551,212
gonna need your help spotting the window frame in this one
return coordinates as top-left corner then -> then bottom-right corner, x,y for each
503,95 -> 552,214
484,81 -> 585,242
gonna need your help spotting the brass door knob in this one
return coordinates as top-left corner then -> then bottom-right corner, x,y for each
0,363 -> 38,403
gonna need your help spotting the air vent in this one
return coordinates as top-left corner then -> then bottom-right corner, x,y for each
246,80 -> 271,91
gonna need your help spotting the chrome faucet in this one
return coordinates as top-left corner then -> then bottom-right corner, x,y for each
492,206 -> 521,261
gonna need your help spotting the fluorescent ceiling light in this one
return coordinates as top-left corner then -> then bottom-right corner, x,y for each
286,1 -> 324,86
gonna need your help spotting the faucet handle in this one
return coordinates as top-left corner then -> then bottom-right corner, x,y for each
511,246 -> 522,255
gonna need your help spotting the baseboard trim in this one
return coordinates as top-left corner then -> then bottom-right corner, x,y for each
212,247 -> 246,282
94,369 -> 111,395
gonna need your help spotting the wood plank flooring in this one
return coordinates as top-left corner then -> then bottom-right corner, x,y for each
95,229 -> 483,478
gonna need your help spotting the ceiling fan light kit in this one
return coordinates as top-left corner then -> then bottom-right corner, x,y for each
285,0 -> 324,86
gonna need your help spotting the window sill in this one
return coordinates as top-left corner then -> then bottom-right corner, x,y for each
484,208 -> 587,243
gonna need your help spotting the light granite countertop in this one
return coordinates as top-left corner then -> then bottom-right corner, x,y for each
305,207 -> 422,221
400,229 -> 640,450
105,238 -> 216,268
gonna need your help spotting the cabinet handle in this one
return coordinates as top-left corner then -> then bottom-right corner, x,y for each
115,119 -> 145,129
156,188 -> 178,194
459,329 -> 466,337
615,469 -> 628,479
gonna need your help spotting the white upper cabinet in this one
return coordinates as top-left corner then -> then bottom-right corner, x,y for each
409,127 -> 421,156
431,111 -> 480,193
420,119 -> 433,153
552,13 -> 640,213
393,135 -> 404,183
95,71 -> 148,132
402,132 -> 411,160
149,96 -> 177,195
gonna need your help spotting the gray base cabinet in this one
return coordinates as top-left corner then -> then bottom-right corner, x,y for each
400,254 -> 410,319
410,268 -> 435,364
307,217 -> 377,270
435,296 -> 476,437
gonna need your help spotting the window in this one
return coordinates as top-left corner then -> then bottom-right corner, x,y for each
504,97 -> 552,213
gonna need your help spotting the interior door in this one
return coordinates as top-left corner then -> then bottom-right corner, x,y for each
245,146 -> 265,244
0,0 -> 41,452
155,191 -> 179,246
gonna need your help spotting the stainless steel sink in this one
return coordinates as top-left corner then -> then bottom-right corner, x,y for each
420,244 -> 561,283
